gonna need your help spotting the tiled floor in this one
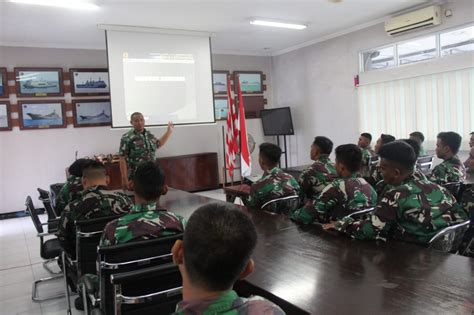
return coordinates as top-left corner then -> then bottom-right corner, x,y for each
0,189 -> 229,315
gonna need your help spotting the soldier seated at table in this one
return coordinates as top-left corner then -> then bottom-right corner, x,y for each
57,160 -> 133,257
368,134 -> 395,186
171,203 -> 285,315
298,136 -> 337,200
324,141 -> 468,245
358,132 -> 375,173
242,143 -> 300,210
429,131 -> 466,185
459,186 -> 474,257
55,158 -> 90,216
291,144 -> 376,224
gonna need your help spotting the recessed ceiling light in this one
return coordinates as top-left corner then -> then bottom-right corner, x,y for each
250,19 -> 307,30
8,0 -> 100,10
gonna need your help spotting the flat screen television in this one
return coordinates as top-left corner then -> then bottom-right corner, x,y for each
260,107 -> 294,136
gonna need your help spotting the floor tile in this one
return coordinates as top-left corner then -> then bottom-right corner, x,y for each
0,265 -> 34,288
0,295 -> 42,315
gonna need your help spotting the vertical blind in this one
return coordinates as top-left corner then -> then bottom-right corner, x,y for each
358,67 -> 474,150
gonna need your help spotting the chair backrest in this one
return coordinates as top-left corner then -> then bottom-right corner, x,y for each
261,195 -> 301,216
110,263 -> 182,315
428,220 -> 470,253
37,188 -> 57,219
442,182 -> 462,200
75,215 -> 123,277
347,207 -> 375,219
25,196 -> 43,234
416,155 -> 434,173
49,183 -> 65,209
97,234 -> 183,314
368,155 -> 379,168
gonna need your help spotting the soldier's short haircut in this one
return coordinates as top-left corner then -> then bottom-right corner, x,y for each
379,141 -> 416,171
313,136 -> 333,155
82,160 -> 107,180
437,131 -> 462,155
401,139 -> 421,158
380,134 -> 396,145
130,112 -> 143,120
183,203 -> 257,291
68,158 -> 92,177
259,143 -> 282,166
470,131 -> 474,135
133,161 -> 165,201
335,144 -> 362,173
360,132 -> 372,142
409,131 -> 425,143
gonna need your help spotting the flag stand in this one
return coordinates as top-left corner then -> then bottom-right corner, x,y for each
221,125 -> 242,186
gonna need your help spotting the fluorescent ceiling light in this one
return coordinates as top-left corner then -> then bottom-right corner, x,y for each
250,19 -> 307,30
8,0 -> 100,10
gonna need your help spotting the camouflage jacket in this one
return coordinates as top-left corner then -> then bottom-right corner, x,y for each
361,147 -> 375,167
57,185 -> 132,256
298,155 -> 337,199
119,128 -> 161,179
291,175 -> 377,224
335,175 -> 468,244
100,202 -> 185,246
429,156 -> 466,185
460,186 -> 474,257
245,167 -> 300,210
173,290 -> 285,315
55,175 -> 83,216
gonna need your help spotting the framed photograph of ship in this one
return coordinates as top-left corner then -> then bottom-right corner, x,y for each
14,68 -> 63,97
0,102 -> 12,131
18,101 -> 66,130
72,99 -> 112,127
212,71 -> 229,95
70,68 -> 110,96
0,68 -> 7,98
214,97 -> 229,120
234,71 -> 263,94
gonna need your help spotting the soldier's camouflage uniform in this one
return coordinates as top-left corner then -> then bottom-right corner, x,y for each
100,202 -> 185,246
298,155 -> 337,199
57,185 -> 132,256
173,290 -> 285,315
334,175 -> 468,244
459,186 -> 474,257
360,147 -> 375,168
429,156 -> 466,185
244,167 -> 300,210
55,175 -> 83,216
291,175 -> 377,224
119,128 -> 161,179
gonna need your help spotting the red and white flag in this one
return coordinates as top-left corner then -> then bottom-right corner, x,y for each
236,76 -> 251,177
225,76 -> 238,178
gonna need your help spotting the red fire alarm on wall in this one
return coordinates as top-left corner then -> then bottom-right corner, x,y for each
354,74 -> 359,88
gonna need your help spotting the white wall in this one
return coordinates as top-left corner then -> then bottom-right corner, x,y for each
271,0 -> 474,167
0,47 -> 272,213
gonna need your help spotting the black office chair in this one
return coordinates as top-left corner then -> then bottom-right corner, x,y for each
416,155 -> 434,175
49,183 -> 65,209
37,188 -> 59,233
25,196 -> 64,302
261,195 -> 301,216
368,155 -> 380,168
442,182 -> 462,201
428,220 -> 470,253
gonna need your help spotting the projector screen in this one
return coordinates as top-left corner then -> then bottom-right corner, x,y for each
105,28 -> 215,128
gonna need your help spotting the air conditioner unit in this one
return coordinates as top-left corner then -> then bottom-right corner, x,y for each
385,5 -> 441,36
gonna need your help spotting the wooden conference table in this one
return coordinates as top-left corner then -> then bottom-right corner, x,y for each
160,188 -> 474,315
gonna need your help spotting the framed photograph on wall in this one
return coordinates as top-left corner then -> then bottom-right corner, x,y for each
212,71 -> 229,95
18,101 -> 66,130
72,99 -> 112,127
214,97 -> 229,120
0,102 -> 12,131
14,67 -> 63,97
70,68 -> 110,96
234,71 -> 263,94
0,68 -> 7,98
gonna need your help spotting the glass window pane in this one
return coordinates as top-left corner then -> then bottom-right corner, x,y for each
398,36 -> 436,65
362,46 -> 395,71
440,25 -> 474,56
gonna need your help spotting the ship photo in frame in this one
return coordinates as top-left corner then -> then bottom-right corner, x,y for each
70,68 -> 110,96
18,101 -> 66,130
72,99 -> 112,127
15,68 -> 63,97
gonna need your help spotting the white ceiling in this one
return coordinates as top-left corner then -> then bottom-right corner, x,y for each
0,0 -> 433,56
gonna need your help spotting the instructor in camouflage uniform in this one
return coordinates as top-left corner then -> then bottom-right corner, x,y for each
324,141 -> 467,244
119,112 -> 174,187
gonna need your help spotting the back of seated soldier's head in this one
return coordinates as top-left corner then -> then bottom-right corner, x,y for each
133,161 -> 166,202
375,134 -> 396,154
358,132 -> 372,148
436,131 -> 462,157
378,141 -> 416,185
81,160 -> 108,189
259,143 -> 282,169
401,138 -> 421,158
68,158 -> 91,177
178,203 -> 257,291
409,131 -> 425,145
335,144 -> 362,176
312,136 -> 333,156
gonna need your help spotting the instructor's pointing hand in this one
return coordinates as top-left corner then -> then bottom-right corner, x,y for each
167,121 -> 174,132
